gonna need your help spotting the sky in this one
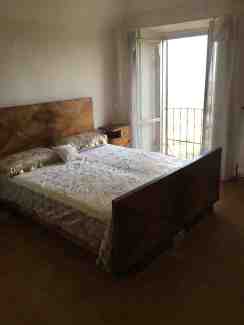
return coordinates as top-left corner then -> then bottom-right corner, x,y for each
167,35 -> 208,109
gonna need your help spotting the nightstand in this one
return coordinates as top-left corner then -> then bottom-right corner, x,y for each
99,125 -> 131,147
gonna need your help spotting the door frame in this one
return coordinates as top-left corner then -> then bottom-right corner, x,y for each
133,24 -> 210,156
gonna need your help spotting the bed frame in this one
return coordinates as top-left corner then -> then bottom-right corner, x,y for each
0,98 -> 222,275
111,148 -> 222,274
0,98 -> 94,158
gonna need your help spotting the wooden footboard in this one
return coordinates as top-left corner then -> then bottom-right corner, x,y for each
111,148 -> 222,274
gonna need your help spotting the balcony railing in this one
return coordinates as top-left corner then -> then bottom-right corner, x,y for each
165,107 -> 204,160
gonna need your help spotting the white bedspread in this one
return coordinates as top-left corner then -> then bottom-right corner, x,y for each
12,145 -> 186,223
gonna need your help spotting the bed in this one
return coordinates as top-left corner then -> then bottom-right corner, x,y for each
0,98 -> 222,275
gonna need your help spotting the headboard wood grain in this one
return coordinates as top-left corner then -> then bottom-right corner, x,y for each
0,98 -> 94,158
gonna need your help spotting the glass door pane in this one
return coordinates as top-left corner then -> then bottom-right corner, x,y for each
162,35 -> 208,160
133,36 -> 161,151
137,122 -> 161,152
140,40 -> 161,121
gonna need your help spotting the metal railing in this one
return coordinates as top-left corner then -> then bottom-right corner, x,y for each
165,107 -> 204,160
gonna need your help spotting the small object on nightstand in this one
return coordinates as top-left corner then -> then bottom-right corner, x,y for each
99,124 -> 131,147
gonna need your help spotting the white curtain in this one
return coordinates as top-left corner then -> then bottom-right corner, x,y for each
128,31 -> 139,147
203,15 -> 240,180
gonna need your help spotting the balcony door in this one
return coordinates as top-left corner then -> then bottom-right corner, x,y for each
162,35 -> 208,160
133,32 -> 209,160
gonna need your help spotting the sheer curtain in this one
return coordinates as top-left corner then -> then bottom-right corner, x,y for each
203,15 -> 240,180
128,31 -> 139,148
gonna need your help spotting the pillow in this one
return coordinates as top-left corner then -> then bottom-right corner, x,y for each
0,148 -> 60,177
53,131 -> 108,151
52,144 -> 81,162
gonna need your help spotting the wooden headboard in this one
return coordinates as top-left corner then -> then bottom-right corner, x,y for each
0,98 -> 94,158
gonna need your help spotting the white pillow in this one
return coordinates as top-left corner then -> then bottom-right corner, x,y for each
0,147 -> 60,177
53,131 -> 108,150
52,144 -> 81,162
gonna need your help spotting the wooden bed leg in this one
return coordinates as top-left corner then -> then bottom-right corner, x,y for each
207,204 -> 215,214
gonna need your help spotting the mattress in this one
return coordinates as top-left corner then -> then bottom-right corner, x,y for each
0,145 -> 186,270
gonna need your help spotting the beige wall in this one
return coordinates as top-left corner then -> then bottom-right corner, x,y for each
1,0 -> 244,169
0,0 -> 125,127
125,0 -> 244,28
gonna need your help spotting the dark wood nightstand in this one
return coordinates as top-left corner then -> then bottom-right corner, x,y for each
99,125 -> 131,147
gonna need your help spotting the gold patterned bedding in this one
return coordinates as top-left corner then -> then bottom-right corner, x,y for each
0,145 -> 186,271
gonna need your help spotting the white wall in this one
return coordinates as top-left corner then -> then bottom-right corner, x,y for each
0,0 -> 125,127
